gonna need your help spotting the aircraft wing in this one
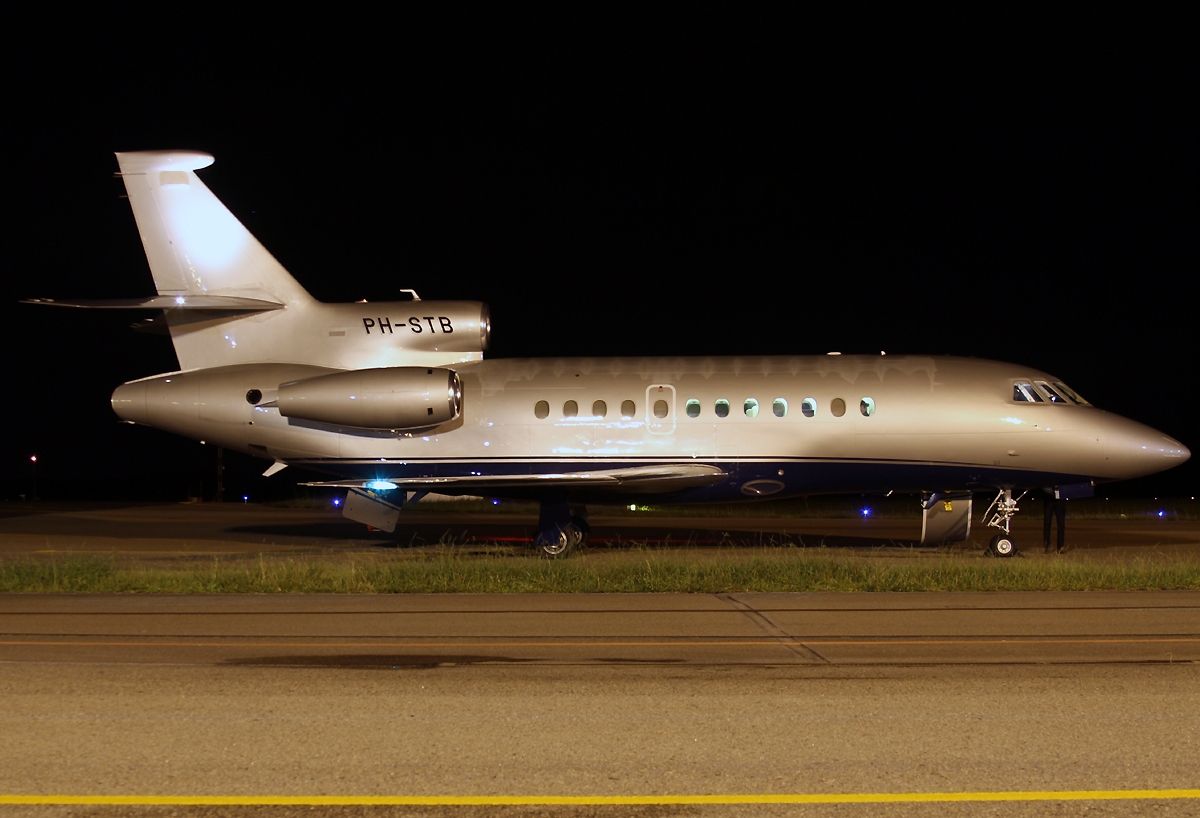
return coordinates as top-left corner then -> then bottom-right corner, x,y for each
301,463 -> 728,495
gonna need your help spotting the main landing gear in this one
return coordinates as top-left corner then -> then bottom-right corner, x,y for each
534,500 -> 590,558
981,488 -> 1027,558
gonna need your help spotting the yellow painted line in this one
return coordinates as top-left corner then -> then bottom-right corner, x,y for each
1,637 -> 1198,649
1,790 -> 1198,805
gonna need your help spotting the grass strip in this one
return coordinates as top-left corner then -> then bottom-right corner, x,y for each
3,550 -> 1199,594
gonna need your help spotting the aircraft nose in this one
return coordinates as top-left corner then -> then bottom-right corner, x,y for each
1101,414 -> 1190,479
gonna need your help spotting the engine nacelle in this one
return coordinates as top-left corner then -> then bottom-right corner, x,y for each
342,301 -> 491,355
278,367 -> 462,430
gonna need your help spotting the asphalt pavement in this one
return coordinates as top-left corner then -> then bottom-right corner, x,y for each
1,591 -> 1198,816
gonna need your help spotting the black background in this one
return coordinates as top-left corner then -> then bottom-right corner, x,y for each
3,8 -> 1194,500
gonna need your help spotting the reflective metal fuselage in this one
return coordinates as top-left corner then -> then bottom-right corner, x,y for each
88,150 -> 1188,504
112,354 -> 1189,503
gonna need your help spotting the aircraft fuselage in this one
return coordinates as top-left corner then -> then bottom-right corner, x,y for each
112,354 -> 1186,504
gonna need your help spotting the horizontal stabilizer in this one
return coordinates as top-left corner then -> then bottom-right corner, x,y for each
302,464 -> 728,495
22,295 -> 284,311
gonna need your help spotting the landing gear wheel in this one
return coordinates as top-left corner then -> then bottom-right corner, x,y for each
535,523 -> 584,558
571,516 -> 591,548
989,533 -> 1017,558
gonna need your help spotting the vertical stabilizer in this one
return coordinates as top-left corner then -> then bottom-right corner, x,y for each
115,151 -> 314,305
115,151 -> 316,370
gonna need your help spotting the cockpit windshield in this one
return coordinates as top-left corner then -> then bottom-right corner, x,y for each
1035,381 -> 1069,403
1013,379 -> 1092,406
1052,381 -> 1091,405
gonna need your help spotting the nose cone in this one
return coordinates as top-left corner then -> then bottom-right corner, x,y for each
111,381 -> 148,425
1101,414 -> 1190,480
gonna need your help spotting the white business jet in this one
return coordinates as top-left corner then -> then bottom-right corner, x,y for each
26,151 -> 1190,556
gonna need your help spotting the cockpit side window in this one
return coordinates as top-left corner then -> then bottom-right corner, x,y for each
1053,381 -> 1091,406
1013,381 -> 1044,402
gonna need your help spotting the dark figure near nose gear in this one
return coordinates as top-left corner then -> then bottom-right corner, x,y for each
1043,487 -> 1066,553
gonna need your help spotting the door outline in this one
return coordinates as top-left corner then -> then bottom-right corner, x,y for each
645,384 -> 676,435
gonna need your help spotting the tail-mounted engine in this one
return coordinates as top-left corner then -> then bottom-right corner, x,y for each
278,367 -> 462,430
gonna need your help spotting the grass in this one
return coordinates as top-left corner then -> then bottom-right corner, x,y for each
3,548 -> 1198,594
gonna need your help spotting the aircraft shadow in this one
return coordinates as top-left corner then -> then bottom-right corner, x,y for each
227,522 -> 926,550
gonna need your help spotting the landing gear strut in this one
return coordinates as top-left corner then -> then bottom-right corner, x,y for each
534,500 -> 590,558
981,489 -> 1027,558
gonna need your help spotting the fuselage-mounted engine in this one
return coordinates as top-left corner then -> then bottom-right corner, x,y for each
277,367 -> 462,431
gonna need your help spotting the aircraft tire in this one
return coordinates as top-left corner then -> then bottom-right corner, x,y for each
989,533 -> 1017,558
571,516 -> 591,548
535,523 -> 584,559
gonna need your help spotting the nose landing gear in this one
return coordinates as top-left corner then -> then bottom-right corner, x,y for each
981,489 -> 1027,558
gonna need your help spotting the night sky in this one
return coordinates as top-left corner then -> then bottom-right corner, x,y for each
4,9 -> 1195,500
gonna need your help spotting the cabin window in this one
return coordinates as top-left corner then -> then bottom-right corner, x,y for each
831,398 -> 846,417
621,400 -> 636,419
593,400 -> 607,418
1053,381 -> 1090,406
685,399 -> 701,418
1013,381 -> 1044,402
802,398 -> 816,418
654,399 -> 669,418
534,400 -> 550,419
744,398 -> 759,418
773,398 -> 787,417
715,399 -> 730,418
860,397 -> 876,417
563,400 -> 578,417
1035,381 -> 1067,403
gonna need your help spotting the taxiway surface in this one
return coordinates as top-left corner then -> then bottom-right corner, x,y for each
2,592 -> 1198,815
3,504 -> 1199,814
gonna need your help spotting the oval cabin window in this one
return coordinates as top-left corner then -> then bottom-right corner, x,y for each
593,400 -> 607,418
685,399 -> 700,418
860,397 -> 875,417
534,400 -> 549,419
715,399 -> 730,418
744,398 -> 759,417
621,400 -> 636,419
563,400 -> 578,418
802,398 -> 816,418
654,399 -> 669,418
773,398 -> 787,417
831,398 -> 846,417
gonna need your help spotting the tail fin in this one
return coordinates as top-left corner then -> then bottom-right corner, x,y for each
116,151 -> 314,305
116,151 -> 316,370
